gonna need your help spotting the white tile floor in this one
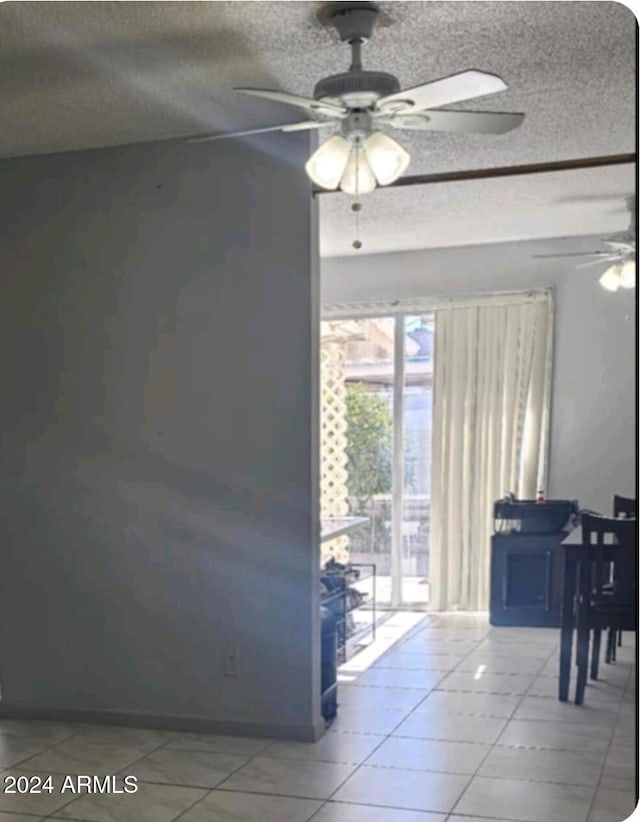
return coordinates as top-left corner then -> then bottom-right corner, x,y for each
0,613 -> 635,821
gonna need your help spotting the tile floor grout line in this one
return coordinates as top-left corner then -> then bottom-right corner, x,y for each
328,757 -> 607,787
436,626 -> 542,818
9,725 -> 178,773
390,616 -> 493,818
37,730 -> 280,820
168,738 -> 287,821
306,613 -> 440,821
36,733 -> 178,821
311,617 -> 504,820
501,641 -> 631,822
0,733 -> 79,773
582,659 -> 633,822
98,739 -> 273,822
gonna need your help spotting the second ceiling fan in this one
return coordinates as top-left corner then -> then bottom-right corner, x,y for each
193,3 -> 525,195
533,196 -> 636,291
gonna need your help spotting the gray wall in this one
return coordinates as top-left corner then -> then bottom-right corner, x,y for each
322,238 -> 636,514
0,134 -> 322,740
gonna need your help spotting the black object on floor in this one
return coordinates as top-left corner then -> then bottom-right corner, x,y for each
320,605 -> 338,721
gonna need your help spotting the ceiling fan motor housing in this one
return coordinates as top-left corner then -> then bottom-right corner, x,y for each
331,5 -> 380,43
314,70 -> 400,107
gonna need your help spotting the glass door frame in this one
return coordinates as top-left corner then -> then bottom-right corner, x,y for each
390,315 -> 406,609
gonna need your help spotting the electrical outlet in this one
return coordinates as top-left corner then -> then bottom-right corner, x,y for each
223,643 -> 239,678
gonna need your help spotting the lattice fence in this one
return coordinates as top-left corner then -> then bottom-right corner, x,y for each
320,340 -> 350,564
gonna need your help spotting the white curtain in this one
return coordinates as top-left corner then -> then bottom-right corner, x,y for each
430,294 -> 553,611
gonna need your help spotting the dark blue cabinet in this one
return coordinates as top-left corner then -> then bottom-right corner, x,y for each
489,532 -> 568,627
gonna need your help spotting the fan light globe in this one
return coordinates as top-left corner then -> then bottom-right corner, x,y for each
599,264 -> 622,292
339,146 -> 377,195
305,135 -> 351,190
364,131 -> 410,184
619,258 -> 636,289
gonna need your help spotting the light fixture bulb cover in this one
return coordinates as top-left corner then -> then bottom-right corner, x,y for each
305,135 -> 350,190
619,258 -> 636,289
599,264 -> 622,292
339,145 -> 377,195
363,131 -> 410,185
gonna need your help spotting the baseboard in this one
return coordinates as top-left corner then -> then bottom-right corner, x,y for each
0,703 -> 327,742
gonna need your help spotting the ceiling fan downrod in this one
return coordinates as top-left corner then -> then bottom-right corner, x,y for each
331,4 -> 379,72
349,39 -> 363,72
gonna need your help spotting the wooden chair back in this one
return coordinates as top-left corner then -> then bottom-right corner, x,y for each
613,494 -> 637,519
581,512 -> 637,603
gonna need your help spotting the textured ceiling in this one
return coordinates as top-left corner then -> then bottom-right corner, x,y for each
0,1 -> 636,255
320,163 -> 636,255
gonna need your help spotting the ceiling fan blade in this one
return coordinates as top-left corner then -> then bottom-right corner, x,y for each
532,251 -> 615,259
189,120 -> 328,144
603,240 -> 635,251
387,109 -> 524,135
377,70 -> 508,113
576,256 -> 622,269
235,87 -> 346,117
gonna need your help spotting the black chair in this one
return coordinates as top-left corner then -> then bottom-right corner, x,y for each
611,495 -> 636,652
613,494 -> 637,519
591,510 -> 636,669
574,513 -> 637,704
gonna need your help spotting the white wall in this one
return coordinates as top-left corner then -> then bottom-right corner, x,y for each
322,237 -> 636,514
0,134 -> 322,740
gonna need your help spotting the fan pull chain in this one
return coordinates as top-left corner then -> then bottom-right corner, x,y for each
352,200 -> 362,250
352,141 -> 363,249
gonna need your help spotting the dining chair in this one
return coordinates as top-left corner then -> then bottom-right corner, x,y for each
592,511 -> 636,671
574,513 -> 637,704
613,494 -> 637,519
611,495 -> 636,653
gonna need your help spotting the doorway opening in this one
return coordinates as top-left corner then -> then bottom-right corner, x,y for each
320,313 -> 434,610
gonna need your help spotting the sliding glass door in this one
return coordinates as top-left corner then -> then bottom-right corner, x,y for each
320,313 -> 434,609
401,315 -> 433,607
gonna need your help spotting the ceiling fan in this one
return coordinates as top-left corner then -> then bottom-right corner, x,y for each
192,3 -> 525,195
532,196 -> 636,291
